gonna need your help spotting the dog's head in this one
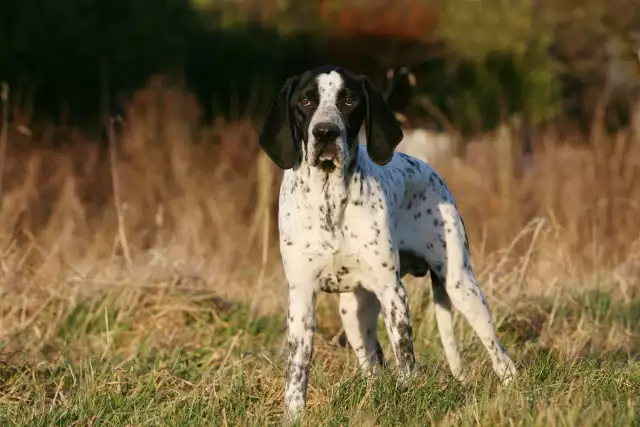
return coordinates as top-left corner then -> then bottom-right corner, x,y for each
259,65 -> 404,172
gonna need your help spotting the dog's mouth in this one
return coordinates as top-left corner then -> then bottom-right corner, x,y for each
314,146 -> 340,172
318,159 -> 337,172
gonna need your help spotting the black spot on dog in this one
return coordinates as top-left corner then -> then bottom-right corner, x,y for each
395,320 -> 416,368
390,301 -> 397,324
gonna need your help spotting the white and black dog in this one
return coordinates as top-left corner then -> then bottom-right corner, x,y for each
259,65 -> 517,420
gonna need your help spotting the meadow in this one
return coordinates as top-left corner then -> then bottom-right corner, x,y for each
0,79 -> 638,426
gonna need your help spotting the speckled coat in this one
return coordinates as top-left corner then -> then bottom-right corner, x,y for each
258,65 -> 517,422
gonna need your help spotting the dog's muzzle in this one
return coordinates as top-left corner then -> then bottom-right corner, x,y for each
312,122 -> 342,171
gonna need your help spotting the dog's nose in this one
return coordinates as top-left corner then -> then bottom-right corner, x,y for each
312,123 -> 340,142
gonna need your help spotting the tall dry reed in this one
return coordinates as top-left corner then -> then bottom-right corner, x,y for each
0,77 -> 638,320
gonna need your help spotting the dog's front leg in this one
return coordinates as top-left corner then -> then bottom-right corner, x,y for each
376,274 -> 417,382
283,282 -> 317,422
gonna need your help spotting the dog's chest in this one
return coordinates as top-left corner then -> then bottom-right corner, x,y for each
280,196 -> 394,293
312,252 -> 368,293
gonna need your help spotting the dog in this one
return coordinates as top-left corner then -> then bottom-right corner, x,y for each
258,65 -> 517,421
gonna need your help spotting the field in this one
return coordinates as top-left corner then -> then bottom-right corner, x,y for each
0,81 -> 638,426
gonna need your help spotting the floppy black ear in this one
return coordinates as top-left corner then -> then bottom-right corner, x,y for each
360,76 -> 404,165
259,76 -> 300,169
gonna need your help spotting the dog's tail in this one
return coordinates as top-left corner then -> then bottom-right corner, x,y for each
357,66 -> 418,148
382,66 -> 417,127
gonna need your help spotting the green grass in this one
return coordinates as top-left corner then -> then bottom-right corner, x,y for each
0,288 -> 638,426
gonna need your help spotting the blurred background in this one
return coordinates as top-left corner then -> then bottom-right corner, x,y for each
0,0 -> 639,315
1,4 -> 640,422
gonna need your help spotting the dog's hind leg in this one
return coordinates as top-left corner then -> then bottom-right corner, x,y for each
443,267 -> 516,384
430,271 -> 466,381
339,289 -> 386,375
428,203 -> 517,385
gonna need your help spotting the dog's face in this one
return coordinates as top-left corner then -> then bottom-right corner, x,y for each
292,68 -> 366,172
259,65 -> 404,172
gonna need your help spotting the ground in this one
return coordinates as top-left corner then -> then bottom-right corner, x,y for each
0,278 -> 637,426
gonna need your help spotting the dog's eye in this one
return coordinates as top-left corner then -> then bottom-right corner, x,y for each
343,96 -> 355,106
299,97 -> 312,108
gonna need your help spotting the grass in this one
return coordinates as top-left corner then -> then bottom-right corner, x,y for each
0,77 -> 639,425
0,288 -> 637,426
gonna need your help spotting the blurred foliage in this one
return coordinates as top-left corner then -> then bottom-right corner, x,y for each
404,46 -> 557,135
541,0 -> 640,130
0,0 -> 638,136
435,0 -> 561,130
0,0 -> 200,122
438,0 -> 538,59
194,0 -> 326,33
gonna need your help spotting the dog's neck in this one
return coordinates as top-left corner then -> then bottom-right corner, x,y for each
288,157 -> 359,234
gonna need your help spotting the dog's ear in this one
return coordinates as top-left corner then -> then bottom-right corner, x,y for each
360,75 -> 404,166
259,76 -> 300,169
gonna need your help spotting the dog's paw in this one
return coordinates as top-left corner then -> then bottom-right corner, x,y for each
497,357 -> 517,386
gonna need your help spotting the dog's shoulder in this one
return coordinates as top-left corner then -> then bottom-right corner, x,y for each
358,145 -> 445,186
356,145 -> 457,209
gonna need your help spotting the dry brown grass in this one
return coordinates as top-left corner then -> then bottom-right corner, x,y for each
0,78 -> 638,425
2,77 -> 639,338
